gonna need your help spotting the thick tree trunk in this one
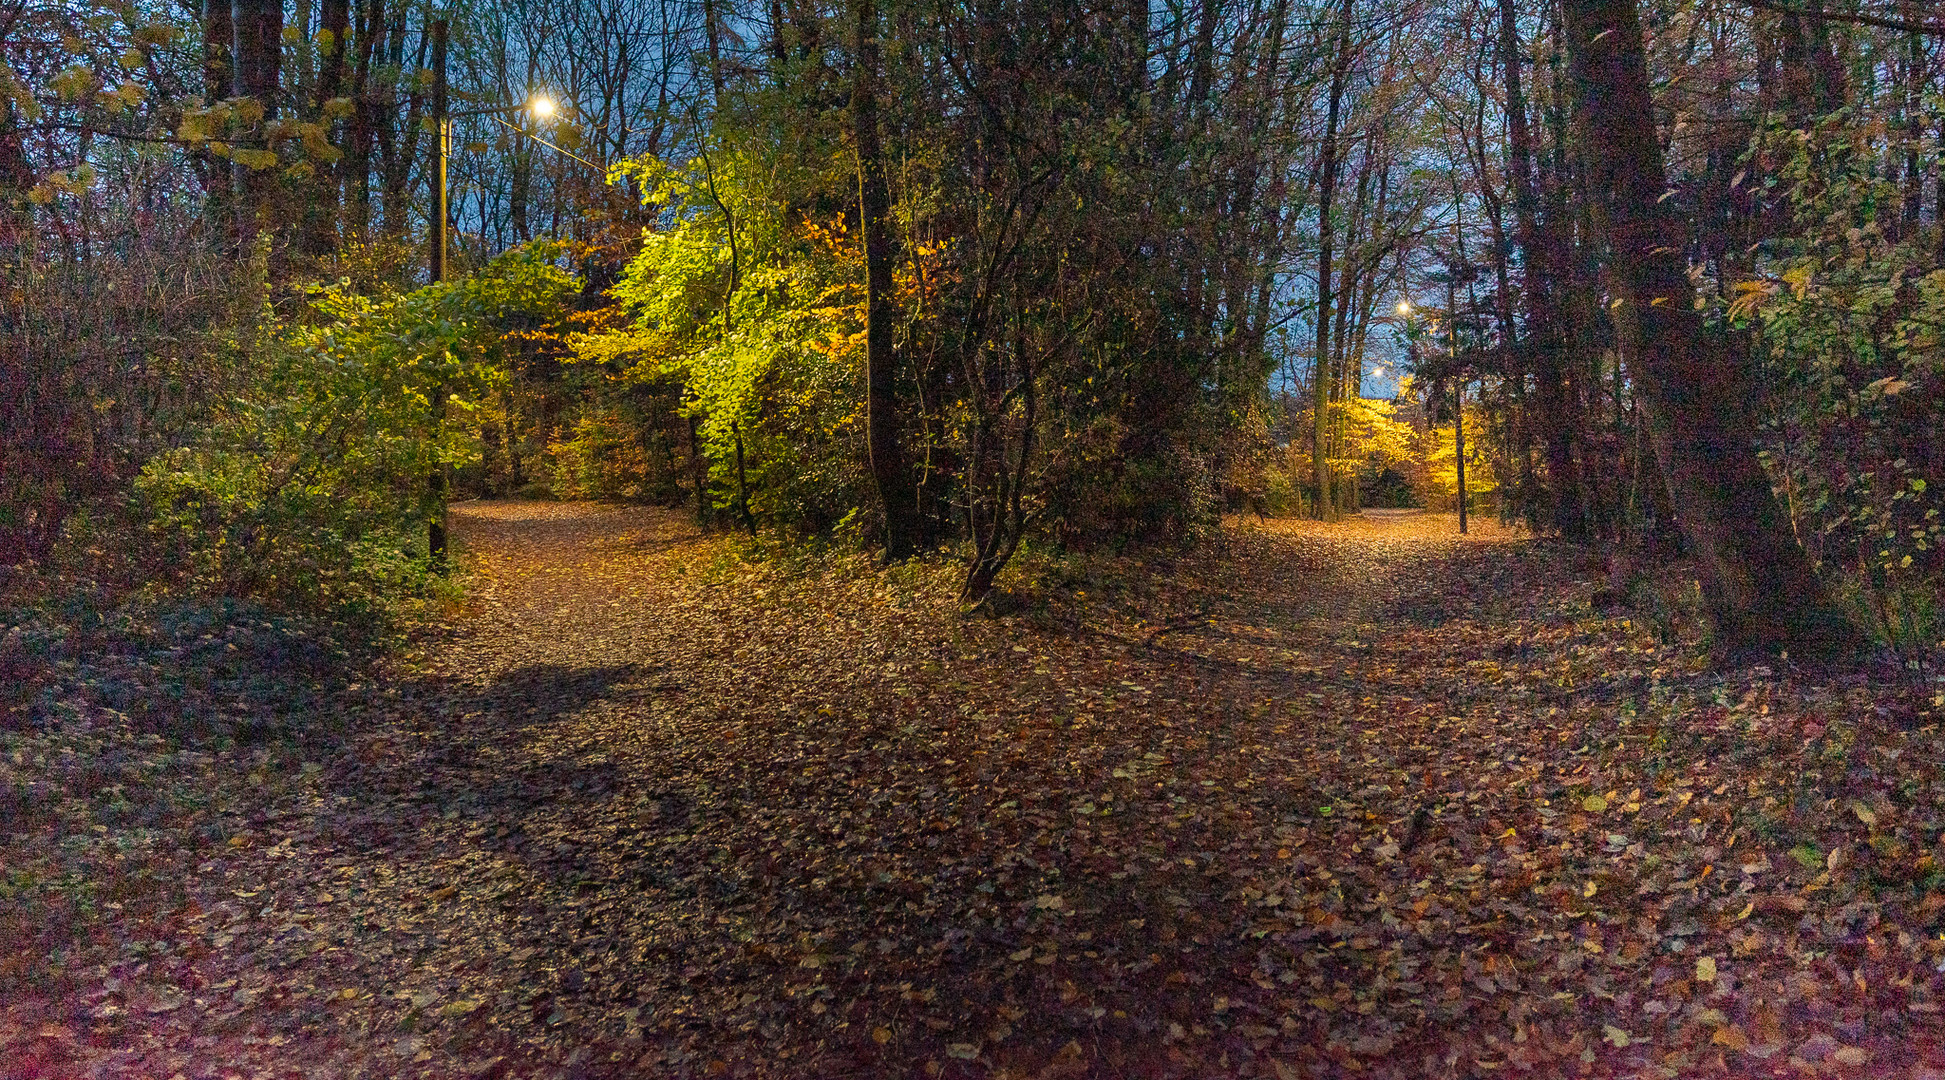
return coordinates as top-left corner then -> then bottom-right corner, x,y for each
200,0 -> 234,227
1560,0 -> 1858,656
345,0 -> 382,237
201,0 -> 233,105
231,0 -> 282,241
852,0 -> 918,559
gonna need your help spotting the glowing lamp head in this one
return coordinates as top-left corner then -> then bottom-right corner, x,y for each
1396,300 -> 1412,316
529,95 -> 556,119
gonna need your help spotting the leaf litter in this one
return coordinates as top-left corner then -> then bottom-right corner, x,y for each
3,501 -> 1943,1079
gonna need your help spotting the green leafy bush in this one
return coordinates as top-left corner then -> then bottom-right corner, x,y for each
579,147 -> 877,535
130,244 -> 578,614
1742,120 -> 1944,648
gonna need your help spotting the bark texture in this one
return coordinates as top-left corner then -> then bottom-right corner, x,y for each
1560,0 -> 1858,655
230,0 -> 282,239
852,0 -> 918,559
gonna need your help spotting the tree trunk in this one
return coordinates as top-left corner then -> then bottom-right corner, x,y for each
1901,33 -> 1924,235
1560,0 -> 1858,656
688,413 -> 711,527
345,0 -> 382,238
1311,23 -> 1350,520
1500,0 -> 1588,542
732,420 -> 756,534
200,0 -> 234,228
304,0 -> 349,255
231,0 -> 282,241
852,0 -> 918,559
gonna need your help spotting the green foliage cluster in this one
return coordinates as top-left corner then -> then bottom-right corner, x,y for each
127,241 -> 578,615
580,144 -> 875,535
569,53 -> 1250,570
1743,120 -> 1944,648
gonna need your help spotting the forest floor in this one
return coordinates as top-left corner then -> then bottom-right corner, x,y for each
4,502 -> 1945,1080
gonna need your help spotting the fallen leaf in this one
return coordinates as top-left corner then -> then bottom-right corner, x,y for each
1712,1025 -> 1750,1051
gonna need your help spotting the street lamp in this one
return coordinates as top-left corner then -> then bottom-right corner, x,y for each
1396,296 -> 1468,534
422,88 -> 580,568
431,92 -> 584,284
421,20 -> 598,569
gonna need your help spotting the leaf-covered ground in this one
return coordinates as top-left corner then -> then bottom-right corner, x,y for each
5,502 -> 1944,1079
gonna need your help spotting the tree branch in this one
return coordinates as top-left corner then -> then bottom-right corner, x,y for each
1734,0 -> 1945,37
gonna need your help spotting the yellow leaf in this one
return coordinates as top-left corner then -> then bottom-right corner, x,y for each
231,148 -> 280,170
1712,1024 -> 1750,1051
873,1026 -> 892,1044
1695,956 -> 1716,983
1832,1046 -> 1868,1066
1582,794 -> 1608,813
1583,880 -> 1598,898
1850,801 -> 1878,827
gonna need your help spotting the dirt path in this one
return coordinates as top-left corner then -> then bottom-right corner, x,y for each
13,503 -> 1943,1080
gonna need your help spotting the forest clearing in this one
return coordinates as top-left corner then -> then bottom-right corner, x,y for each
4,503 -> 1941,1079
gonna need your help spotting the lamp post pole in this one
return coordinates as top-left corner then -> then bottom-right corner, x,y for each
426,15 -> 450,569
431,15 -> 449,284
1444,275 -> 1467,535
421,10 -> 584,570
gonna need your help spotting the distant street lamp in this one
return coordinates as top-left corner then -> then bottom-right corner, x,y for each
431,93 -> 593,284
422,16 -> 600,570
427,21 -> 599,285
1395,294 -> 1468,534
